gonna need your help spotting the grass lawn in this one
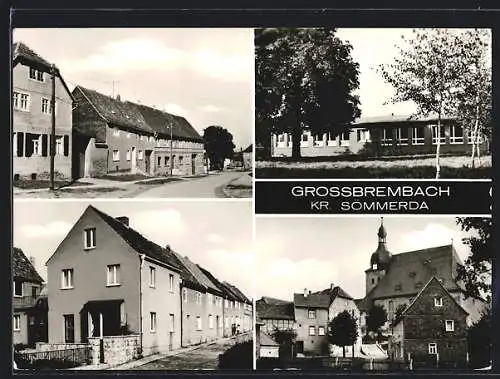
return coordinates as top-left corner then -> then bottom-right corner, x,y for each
13,179 -> 91,190
256,155 -> 491,179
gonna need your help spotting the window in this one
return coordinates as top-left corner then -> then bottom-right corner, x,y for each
209,314 -> 214,329
445,320 -> 454,332
120,303 -> 126,326
41,98 -> 50,114
308,310 -> 316,319
84,228 -> 96,249
278,134 -> 285,143
169,314 -> 175,332
412,127 -> 425,145
434,297 -> 443,307
372,263 -> 378,270
150,312 -> 157,332
149,266 -> 156,287
309,326 -> 316,336
29,67 -> 44,81
357,129 -> 370,143
13,92 -> 30,111
61,269 -> 74,289
428,343 -> 437,354
113,128 -> 120,137
225,299 -> 229,308
432,125 -> 446,145
157,157 -> 161,166
126,132 -> 131,139
32,136 -> 41,156
13,315 -> 21,331
196,316 -> 202,330
396,127 -> 409,145
138,150 -> 143,160
381,128 -> 392,146
225,317 -> 229,328
13,280 -> 23,297
301,133 -> 308,142
56,136 -> 64,155
207,293 -> 213,305
450,125 -> 464,144
196,292 -> 202,305
371,278 -> 375,284
106,264 -> 120,286
126,150 -> 131,161
467,129 -> 482,144
169,274 -> 174,292
313,134 -> 324,147
318,326 -> 325,336
182,288 -> 187,302
112,150 -> 120,162
164,156 -> 168,166
64,314 -> 75,343
340,131 -> 350,146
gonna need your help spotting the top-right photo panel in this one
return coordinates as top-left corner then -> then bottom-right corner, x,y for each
255,28 -> 492,179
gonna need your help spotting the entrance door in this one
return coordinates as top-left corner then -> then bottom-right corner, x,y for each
191,154 -> 196,175
216,316 -> 220,337
64,314 -> 75,343
296,341 -> 304,354
169,314 -> 175,350
145,150 -> 152,174
131,147 -> 137,173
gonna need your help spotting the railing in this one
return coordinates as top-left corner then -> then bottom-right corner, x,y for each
13,296 -> 38,309
15,346 -> 92,369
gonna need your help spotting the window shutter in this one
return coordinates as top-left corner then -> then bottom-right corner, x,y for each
17,132 -> 24,157
41,135 -> 48,156
63,135 -> 69,156
25,135 -> 33,157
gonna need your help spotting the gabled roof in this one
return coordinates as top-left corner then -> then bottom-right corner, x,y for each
260,331 -> 279,347
172,253 -> 221,294
197,265 -> 238,301
73,86 -> 154,135
224,282 -> 251,304
13,248 -> 43,284
13,42 -> 74,101
130,102 -> 202,142
256,298 -> 295,320
260,296 -> 292,306
365,244 -> 462,302
353,113 -> 456,126
293,293 -> 330,309
89,206 -> 181,272
394,276 -> 468,327
313,285 -> 354,302
169,252 -> 205,291
242,144 -> 253,153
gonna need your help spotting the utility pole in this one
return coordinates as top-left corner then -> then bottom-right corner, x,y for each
169,121 -> 173,176
49,64 -> 56,190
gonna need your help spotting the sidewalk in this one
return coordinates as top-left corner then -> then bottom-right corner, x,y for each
73,333 -> 249,371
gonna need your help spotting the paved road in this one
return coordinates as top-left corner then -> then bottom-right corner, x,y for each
132,339 -> 235,370
135,171 -> 249,198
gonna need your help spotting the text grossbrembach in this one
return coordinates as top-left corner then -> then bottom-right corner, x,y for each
291,185 -> 451,211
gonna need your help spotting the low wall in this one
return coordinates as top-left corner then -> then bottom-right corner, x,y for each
87,334 -> 141,366
35,342 -> 89,351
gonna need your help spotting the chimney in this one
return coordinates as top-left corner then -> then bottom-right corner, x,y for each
116,94 -> 121,101
116,216 -> 129,226
330,283 -> 335,290
29,256 -> 35,267
303,288 -> 308,297
165,244 -> 171,252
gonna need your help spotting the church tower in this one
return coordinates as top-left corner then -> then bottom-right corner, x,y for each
365,217 -> 392,295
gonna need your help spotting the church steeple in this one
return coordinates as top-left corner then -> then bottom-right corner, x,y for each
370,217 -> 392,270
378,217 -> 387,242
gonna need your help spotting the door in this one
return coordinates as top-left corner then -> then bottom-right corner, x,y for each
191,154 -> 196,175
169,314 -> 175,350
27,314 -> 36,347
296,341 -> 304,354
145,150 -> 152,174
216,316 -> 220,337
131,147 -> 137,173
64,314 -> 75,343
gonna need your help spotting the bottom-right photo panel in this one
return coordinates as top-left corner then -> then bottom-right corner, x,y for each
254,216 -> 492,372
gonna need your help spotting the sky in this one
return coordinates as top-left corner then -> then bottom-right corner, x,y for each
12,28 -> 254,150
255,216 -> 486,301
13,200 -> 254,298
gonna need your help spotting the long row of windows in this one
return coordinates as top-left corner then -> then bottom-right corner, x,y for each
309,325 -> 326,336
111,128 -> 202,150
13,91 -> 57,114
13,132 -> 69,158
149,312 -> 175,333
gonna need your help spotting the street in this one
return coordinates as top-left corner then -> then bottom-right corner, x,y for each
131,339 -> 236,370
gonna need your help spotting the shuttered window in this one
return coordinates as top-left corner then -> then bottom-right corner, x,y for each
64,135 -> 69,156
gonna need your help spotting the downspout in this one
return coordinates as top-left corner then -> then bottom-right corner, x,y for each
180,280 -> 183,347
139,253 -> 145,357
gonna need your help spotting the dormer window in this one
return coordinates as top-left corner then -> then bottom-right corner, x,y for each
434,297 -> 443,307
29,67 -> 44,82
84,228 -> 96,249
308,309 -> 316,319
372,263 -> 378,270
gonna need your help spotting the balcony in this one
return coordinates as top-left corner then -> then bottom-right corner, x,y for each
13,296 -> 38,310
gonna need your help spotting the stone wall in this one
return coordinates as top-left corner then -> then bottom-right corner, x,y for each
35,342 -> 89,351
87,334 -> 141,366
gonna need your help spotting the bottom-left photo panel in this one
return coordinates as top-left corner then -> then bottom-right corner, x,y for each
12,200 -> 254,371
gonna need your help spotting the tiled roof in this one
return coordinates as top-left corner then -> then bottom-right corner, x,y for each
169,252 -> 205,291
294,293 -> 330,309
130,102 -> 203,141
224,282 -> 251,304
242,144 -> 253,153
13,42 -> 52,68
353,113 -> 455,126
90,206 -> 181,272
313,285 -> 354,301
260,331 -> 279,346
13,247 -> 43,284
256,298 -> 295,320
365,244 -> 462,302
197,265 -> 238,301
74,86 -> 154,135
260,296 -> 292,306
173,253 -> 221,294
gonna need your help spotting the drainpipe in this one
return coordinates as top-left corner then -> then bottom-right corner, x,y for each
180,280 -> 183,347
139,253 -> 145,357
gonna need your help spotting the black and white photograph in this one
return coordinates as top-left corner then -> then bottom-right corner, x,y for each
12,28 -> 254,198
255,28 -> 492,179
255,216 -> 492,371
12,201 -> 254,370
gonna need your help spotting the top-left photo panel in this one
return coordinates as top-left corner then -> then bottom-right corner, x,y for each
12,28 -> 254,199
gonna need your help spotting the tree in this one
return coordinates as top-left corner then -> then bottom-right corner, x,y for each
468,310 -> 491,369
378,29 -> 470,179
271,328 -> 297,361
455,217 -> 492,301
366,304 -> 387,340
255,28 -> 361,159
327,310 -> 358,357
203,125 -> 235,171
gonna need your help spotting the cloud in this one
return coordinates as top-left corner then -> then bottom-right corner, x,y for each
18,221 -> 73,239
164,103 -> 187,116
397,223 -> 457,252
200,104 -> 222,113
130,209 -> 186,239
207,234 -> 225,244
192,49 -> 253,81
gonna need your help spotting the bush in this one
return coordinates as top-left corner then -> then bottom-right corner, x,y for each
218,341 -> 253,370
14,357 -> 80,370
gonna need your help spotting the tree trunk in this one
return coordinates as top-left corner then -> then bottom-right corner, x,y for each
476,126 -> 482,166
471,95 -> 480,168
435,116 -> 441,180
291,124 -> 302,160
342,345 -> 346,358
